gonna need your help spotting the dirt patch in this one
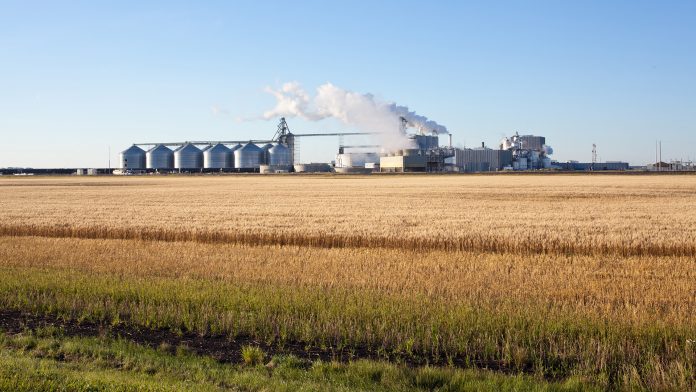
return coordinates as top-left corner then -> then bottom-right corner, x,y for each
0,310 -> 343,365
0,309 -> 558,377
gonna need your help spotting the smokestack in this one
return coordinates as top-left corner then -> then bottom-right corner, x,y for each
481,142 -> 485,148
448,134 -> 452,148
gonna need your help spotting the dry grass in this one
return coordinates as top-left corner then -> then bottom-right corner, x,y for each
0,174 -> 695,390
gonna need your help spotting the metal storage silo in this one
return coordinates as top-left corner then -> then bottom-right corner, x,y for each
234,142 -> 262,170
268,144 -> 292,166
174,143 -> 203,170
146,144 -> 174,169
260,143 -> 273,164
203,143 -> 232,169
119,145 -> 146,169
229,144 -> 242,169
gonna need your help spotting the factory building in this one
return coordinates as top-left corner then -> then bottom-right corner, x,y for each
117,118 -> 631,175
448,146 -> 513,172
499,132 -> 553,170
380,149 -> 427,172
647,160 -> 695,171
335,152 -> 380,169
410,134 -> 439,150
554,161 -> 630,171
378,132 -> 455,172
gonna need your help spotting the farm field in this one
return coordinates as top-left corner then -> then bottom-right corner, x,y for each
0,174 -> 694,391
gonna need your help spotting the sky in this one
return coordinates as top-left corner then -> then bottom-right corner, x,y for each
1,0 -> 694,167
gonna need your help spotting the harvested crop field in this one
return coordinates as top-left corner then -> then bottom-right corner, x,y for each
0,174 -> 694,391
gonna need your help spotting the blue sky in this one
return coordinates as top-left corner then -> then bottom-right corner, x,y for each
1,0 -> 694,167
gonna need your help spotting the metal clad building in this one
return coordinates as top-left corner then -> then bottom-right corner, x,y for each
555,161 -> 629,171
380,153 -> 427,172
410,135 -> 439,150
518,135 -> 545,151
452,148 -> 513,172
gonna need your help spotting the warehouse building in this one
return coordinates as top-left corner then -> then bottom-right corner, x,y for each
448,146 -> 513,172
554,161 -> 629,171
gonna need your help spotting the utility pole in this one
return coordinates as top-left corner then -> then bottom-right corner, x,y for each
660,140 -> 662,171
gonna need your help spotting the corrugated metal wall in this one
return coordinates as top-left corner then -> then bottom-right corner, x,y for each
453,148 -> 513,172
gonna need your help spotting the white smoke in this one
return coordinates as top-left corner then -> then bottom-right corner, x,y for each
262,82 -> 448,150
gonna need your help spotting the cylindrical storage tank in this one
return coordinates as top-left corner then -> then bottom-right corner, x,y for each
146,144 -> 174,169
229,144 -> 242,169
260,143 -> 273,164
174,143 -> 203,170
203,143 -> 232,169
119,145 -> 146,169
234,142 -> 262,169
268,143 -> 292,166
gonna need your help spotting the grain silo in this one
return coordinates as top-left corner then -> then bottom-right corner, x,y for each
203,143 -> 232,169
146,144 -> 174,169
229,144 -> 242,168
234,142 -> 262,170
174,143 -> 203,170
260,143 -> 273,164
268,144 -> 292,167
119,145 -> 146,169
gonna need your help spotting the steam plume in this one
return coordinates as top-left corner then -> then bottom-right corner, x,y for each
262,82 -> 448,149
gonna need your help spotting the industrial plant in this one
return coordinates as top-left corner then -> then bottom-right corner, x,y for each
115,117 -> 630,174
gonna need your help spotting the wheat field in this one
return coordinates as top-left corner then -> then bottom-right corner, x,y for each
2,175 -> 696,255
0,174 -> 695,390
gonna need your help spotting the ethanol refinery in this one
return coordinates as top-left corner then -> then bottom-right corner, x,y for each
115,117 -> 629,174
